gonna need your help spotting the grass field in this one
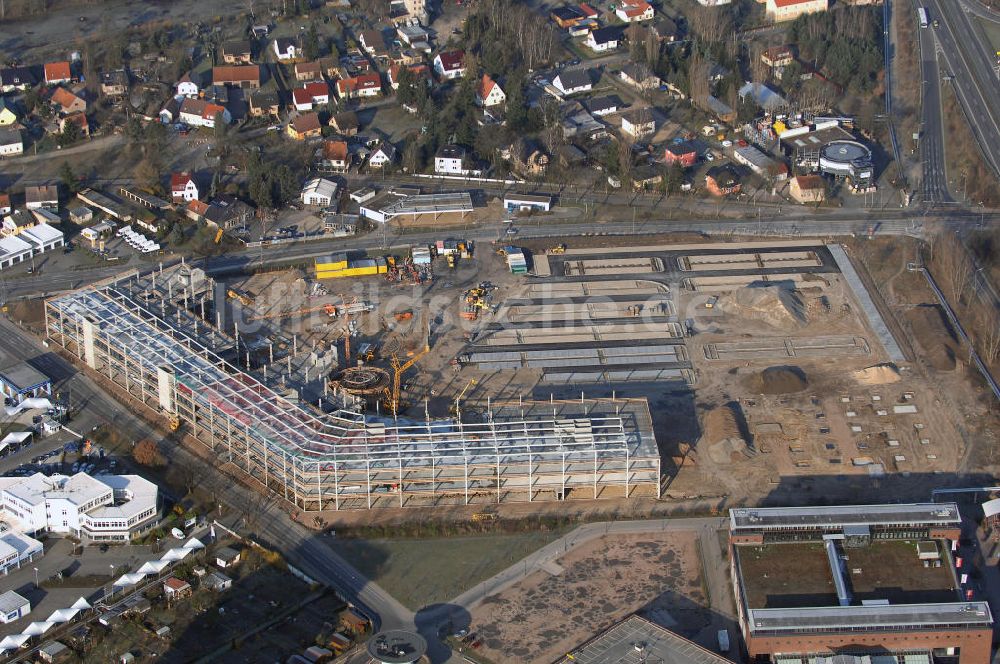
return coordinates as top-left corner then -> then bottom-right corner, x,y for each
976,17 -> 1000,55
331,529 -> 571,611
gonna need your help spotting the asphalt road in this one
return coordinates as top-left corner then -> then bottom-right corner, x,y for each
918,14 -> 953,204
925,0 -> 1000,182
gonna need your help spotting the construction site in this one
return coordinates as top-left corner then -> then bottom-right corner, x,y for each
38,230 -> 978,513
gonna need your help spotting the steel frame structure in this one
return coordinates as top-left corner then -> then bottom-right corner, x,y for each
45,275 -> 660,511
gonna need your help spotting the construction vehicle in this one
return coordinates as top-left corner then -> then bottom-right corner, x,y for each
394,311 -> 414,321
214,228 -> 224,244
168,415 -> 180,432
357,342 -> 378,363
549,244 -> 566,254
450,378 -> 477,415
447,253 -> 456,269
226,288 -> 254,306
472,511 -> 498,522
249,303 -> 337,322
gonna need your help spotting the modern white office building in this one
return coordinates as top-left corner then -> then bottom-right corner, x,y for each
0,473 -> 158,542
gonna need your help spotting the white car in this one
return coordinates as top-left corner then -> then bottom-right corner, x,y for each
721,140 -> 733,148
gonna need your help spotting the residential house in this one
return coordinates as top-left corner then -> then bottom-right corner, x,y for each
293,81 -> 330,111
248,91 -> 280,118
550,6 -> 585,28
705,164 -> 742,196
433,51 -> 466,80
1,210 -> 34,237
649,16 -> 680,42
318,140 -> 350,173
368,142 -> 397,169
38,641 -> 69,664
762,45 -> 794,68
0,195 -> 9,216
0,67 -> 35,92
435,144 -> 467,175
178,98 -> 230,128
44,61 -> 72,85
301,178 -> 338,207
159,97 -> 181,124
631,164 -> 662,189
176,72 -> 201,98
0,590 -> 30,624
0,98 -> 17,126
221,40 -> 253,64
294,61 -> 323,82
59,113 -> 89,138
185,199 -> 210,222
508,140 -> 549,177
579,3 -> 599,18
100,70 -> 128,97
397,24 -> 431,46
476,74 -> 506,107
170,172 -> 199,202
619,62 -> 660,90
388,63 -> 432,90
359,29 -> 388,57
586,26 -> 621,52
553,68 -> 593,96
25,185 -> 58,211
203,571 -> 232,592
50,87 -> 85,116
329,111 -> 360,136
162,577 -> 192,601
203,194 -> 253,229
335,73 -> 381,100
789,174 -> 826,203
620,108 -> 655,138
68,206 -> 91,224
585,95 -> 620,117
287,112 -> 323,140
0,128 -> 22,158
273,37 -> 300,61
664,141 -> 699,168
705,95 -> 736,124
616,0 -> 654,22
212,65 -> 261,89
765,0 -> 828,22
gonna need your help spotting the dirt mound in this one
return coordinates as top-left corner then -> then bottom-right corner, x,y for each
702,402 -> 752,464
717,285 -> 807,329
744,365 -> 809,394
904,305 -> 957,371
852,363 -> 901,385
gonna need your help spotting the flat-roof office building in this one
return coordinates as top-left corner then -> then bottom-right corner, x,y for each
730,504 -> 991,664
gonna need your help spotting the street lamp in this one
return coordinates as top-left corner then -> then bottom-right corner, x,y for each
33,567 -> 37,588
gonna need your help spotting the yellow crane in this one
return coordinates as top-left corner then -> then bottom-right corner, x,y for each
248,303 -> 336,322
388,346 -> 429,415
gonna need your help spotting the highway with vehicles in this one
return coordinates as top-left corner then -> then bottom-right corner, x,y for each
917,5 -> 952,204
923,0 -> 1000,183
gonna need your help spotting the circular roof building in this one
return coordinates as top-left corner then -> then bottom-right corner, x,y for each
819,140 -> 873,178
367,630 -> 428,664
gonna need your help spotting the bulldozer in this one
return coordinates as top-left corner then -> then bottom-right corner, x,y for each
549,244 -> 567,254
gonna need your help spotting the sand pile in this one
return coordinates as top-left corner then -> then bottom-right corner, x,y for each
744,366 -> 809,394
717,285 -> 807,329
702,402 -> 752,464
852,364 -> 901,385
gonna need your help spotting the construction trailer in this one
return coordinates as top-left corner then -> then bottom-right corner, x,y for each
315,253 -> 389,279
45,269 -> 661,512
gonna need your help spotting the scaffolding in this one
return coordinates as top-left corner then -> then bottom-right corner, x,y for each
45,271 -> 661,512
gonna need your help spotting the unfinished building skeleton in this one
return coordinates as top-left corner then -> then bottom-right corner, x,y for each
44,268 -> 660,511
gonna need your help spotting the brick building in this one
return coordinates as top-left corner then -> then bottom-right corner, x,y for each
730,503 -> 991,664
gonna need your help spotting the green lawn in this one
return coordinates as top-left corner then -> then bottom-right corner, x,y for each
331,529 -> 570,610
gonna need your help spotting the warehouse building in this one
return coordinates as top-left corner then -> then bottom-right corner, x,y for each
45,270 -> 660,512
730,503 -> 991,664
359,192 -> 473,224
